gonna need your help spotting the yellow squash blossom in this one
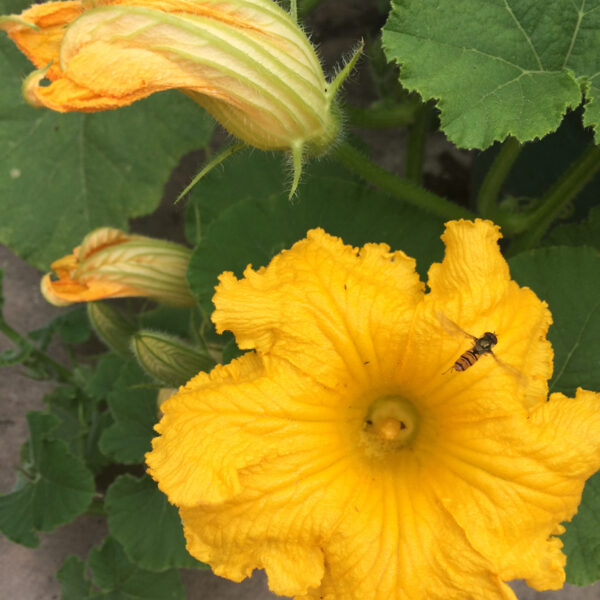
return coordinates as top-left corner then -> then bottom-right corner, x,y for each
41,227 -> 195,307
0,0 -> 345,162
146,220 -> 600,600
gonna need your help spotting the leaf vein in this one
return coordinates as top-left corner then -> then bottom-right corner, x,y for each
503,0 -> 543,70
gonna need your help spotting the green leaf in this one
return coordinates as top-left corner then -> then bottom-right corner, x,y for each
29,306 -> 91,351
43,384 -> 112,474
187,150 -> 445,312
0,34 -> 214,270
0,485 -> 37,547
562,471 -> 600,585
382,0 -> 599,149
99,361 -> 159,464
88,537 -> 185,600
545,204 -> 600,250
105,474 -> 204,571
509,246 -> 600,396
0,411 -> 95,547
57,555 -> 93,600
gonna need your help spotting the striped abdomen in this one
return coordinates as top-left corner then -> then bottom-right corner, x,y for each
453,350 -> 479,371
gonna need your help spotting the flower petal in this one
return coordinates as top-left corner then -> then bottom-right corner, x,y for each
423,219 -> 553,409
147,351 -> 364,506
178,441 -> 520,600
430,387 -> 600,590
212,228 -> 424,391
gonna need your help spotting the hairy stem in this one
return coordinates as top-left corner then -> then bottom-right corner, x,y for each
405,102 -> 434,185
0,320 -> 72,382
333,141 -> 475,220
476,136 -> 522,217
342,100 -> 419,129
507,142 -> 600,255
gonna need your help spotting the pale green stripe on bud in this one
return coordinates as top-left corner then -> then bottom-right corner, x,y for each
87,302 -> 137,356
132,330 -> 215,386
76,240 -> 196,308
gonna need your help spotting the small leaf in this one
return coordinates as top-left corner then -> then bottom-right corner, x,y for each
509,246 -> 600,396
0,486 -> 37,547
0,411 -> 95,546
43,384 -> 112,473
57,555 -> 92,600
562,472 -> 600,585
99,361 -> 159,464
29,306 -> 91,351
105,474 -> 205,571
382,0 -> 599,148
88,537 -> 185,599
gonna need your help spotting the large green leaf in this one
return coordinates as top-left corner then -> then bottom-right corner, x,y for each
509,246 -> 600,396
382,0 -> 599,149
0,412 -> 95,547
105,474 -> 204,571
187,150 -> 445,312
0,34 -> 213,270
561,472 -> 600,585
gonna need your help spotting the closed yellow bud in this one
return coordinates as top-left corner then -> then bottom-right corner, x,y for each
41,227 -> 195,308
1,0 -> 351,162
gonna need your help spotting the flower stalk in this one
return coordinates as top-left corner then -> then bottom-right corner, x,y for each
333,141 -> 475,220
476,136 -> 522,218
507,142 -> 600,254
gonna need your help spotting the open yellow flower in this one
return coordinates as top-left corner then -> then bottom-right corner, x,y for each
146,220 -> 600,600
0,0 -> 342,158
41,227 -> 195,307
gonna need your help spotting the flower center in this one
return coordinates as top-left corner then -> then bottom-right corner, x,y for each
361,395 -> 420,456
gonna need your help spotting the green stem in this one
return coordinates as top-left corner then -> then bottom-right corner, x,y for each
0,320 -> 73,382
476,136 -> 521,217
405,103 -> 434,185
507,142 -> 600,255
333,141 -> 475,220
342,100 -> 419,129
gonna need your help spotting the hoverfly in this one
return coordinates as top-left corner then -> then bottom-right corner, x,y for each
437,312 -> 515,376
446,330 -> 497,373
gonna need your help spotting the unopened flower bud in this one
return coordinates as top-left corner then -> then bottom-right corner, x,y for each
1,0 -> 359,186
41,227 -> 196,308
87,301 -> 136,356
132,330 -> 214,386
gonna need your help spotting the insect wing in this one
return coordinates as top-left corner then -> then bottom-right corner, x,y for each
435,311 -> 477,342
489,351 -> 528,386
